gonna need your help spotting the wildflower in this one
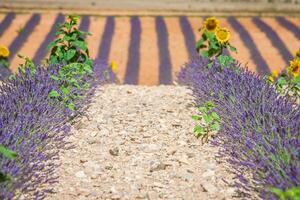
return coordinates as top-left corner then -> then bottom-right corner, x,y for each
215,28 -> 231,44
111,60 -> 117,72
288,58 -> 300,77
0,45 -> 10,58
204,17 -> 219,32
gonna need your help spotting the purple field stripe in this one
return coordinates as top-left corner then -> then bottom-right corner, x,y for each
8,14 -> 41,62
228,17 -> 270,74
179,16 -> 197,59
156,16 -> 172,85
78,15 -> 90,33
33,13 -> 64,64
124,16 -> 141,85
252,17 -> 293,65
275,16 -> 300,40
0,12 -> 16,37
97,16 -> 115,62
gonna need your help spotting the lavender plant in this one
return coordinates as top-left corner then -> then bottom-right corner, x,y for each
0,60 -> 115,199
178,56 -> 300,199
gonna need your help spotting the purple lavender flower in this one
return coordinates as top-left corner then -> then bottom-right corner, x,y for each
178,56 -> 300,199
0,60 -> 115,199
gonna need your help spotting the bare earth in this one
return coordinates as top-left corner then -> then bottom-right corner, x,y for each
46,85 -> 237,200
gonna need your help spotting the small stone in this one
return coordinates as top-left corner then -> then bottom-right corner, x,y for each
91,132 -> 98,137
75,171 -> 87,178
167,147 -> 177,155
111,195 -> 121,200
153,182 -> 166,188
186,152 -> 195,158
149,160 -> 167,172
110,186 -> 118,194
202,170 -> 215,178
202,182 -> 218,194
109,147 -> 119,156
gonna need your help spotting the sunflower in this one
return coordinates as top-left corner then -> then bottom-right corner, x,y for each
271,70 -> 279,78
0,45 -> 10,58
204,17 -> 219,32
111,60 -> 117,72
215,28 -> 231,44
288,58 -> 300,77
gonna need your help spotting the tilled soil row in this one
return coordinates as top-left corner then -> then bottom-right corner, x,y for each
47,85 -> 237,200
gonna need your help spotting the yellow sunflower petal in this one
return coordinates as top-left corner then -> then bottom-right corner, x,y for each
216,28 -> 231,44
0,45 -> 10,58
204,17 -> 220,32
271,70 -> 279,78
288,58 -> 300,77
111,60 -> 117,72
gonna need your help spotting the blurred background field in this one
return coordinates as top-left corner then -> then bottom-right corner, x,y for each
0,0 -> 299,85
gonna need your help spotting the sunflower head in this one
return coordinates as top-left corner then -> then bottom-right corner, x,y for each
288,58 -> 300,77
216,28 -> 231,44
111,60 -> 117,72
271,70 -> 279,78
0,45 -> 10,58
204,17 -> 219,32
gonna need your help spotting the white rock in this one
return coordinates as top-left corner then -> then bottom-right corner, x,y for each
75,171 -> 87,178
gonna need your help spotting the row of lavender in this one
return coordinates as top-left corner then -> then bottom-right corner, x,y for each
178,17 -> 300,199
0,15 -> 115,199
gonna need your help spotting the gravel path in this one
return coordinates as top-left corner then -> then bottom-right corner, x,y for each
47,85 -> 236,200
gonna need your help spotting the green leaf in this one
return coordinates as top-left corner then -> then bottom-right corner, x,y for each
0,145 -> 17,159
192,115 -> 201,121
67,103 -> 76,111
73,40 -> 87,51
206,101 -> 215,109
0,171 -> 11,183
196,38 -> 206,49
211,112 -> 220,120
66,49 -> 77,61
60,86 -> 70,95
50,75 -> 60,81
211,122 -> 220,131
204,31 -> 215,41
203,114 -> 213,123
201,50 -> 209,58
49,90 -> 59,97
47,41 -> 58,50
194,125 -> 204,134
270,187 -> 285,199
229,44 -> 237,53
209,42 -> 219,50
198,106 -> 207,113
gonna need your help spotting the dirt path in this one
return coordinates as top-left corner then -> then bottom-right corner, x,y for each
46,85 -> 236,200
